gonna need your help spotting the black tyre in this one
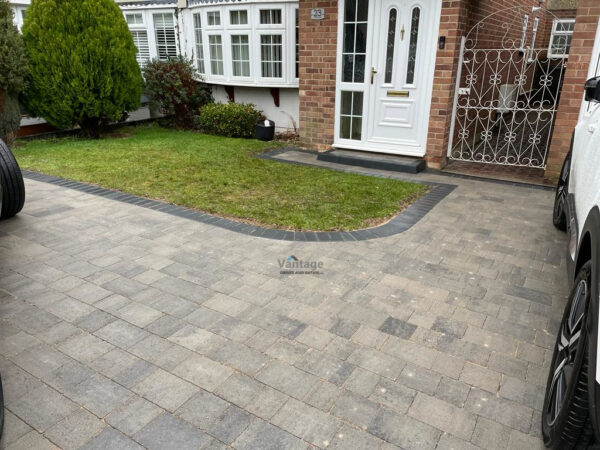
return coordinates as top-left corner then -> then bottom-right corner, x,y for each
553,151 -> 571,231
0,139 -> 25,219
543,261 -> 594,449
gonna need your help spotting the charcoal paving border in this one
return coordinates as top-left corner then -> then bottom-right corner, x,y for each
22,169 -> 456,242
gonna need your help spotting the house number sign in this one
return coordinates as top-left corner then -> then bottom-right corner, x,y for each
311,8 -> 325,20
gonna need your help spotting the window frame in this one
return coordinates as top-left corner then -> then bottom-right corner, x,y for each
185,2 -> 296,87
258,8 -> 283,27
206,10 -> 223,28
121,7 -> 179,68
228,8 -> 249,27
193,12 -> 206,75
208,33 -> 225,77
548,18 -> 575,59
152,11 -> 178,61
259,32 -> 284,80
231,34 -> 252,79
125,12 -> 145,27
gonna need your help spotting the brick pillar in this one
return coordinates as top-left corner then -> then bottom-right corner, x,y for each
425,0 -> 471,169
298,0 -> 338,150
545,0 -> 600,182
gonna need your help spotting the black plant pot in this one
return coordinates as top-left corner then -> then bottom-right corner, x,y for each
256,121 -> 275,141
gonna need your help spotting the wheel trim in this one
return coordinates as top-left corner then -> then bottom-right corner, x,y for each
546,280 -> 587,426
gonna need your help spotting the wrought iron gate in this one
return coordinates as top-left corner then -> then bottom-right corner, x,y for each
448,7 -> 567,169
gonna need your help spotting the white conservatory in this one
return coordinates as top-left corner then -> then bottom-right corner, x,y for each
10,0 -> 300,131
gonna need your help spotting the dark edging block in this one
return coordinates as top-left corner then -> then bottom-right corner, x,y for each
22,170 -> 456,242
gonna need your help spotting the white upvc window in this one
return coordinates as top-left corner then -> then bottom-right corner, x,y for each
193,13 -> 205,74
231,34 -> 251,77
259,8 -> 282,25
131,30 -> 151,66
260,34 -> 283,78
125,12 -> 150,67
126,13 -> 144,26
294,7 -> 299,79
549,19 -> 575,59
209,34 -> 224,75
230,10 -> 248,26
153,13 -> 177,60
185,2 -> 296,87
207,11 -> 221,26
123,8 -> 179,67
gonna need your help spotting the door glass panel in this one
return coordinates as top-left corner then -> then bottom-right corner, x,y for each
406,7 -> 420,85
340,91 -> 363,140
384,9 -> 397,84
342,0 -> 369,83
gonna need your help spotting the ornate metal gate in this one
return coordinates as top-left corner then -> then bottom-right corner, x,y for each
448,6 -> 567,169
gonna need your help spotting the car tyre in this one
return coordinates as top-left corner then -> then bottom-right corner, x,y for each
553,151 -> 571,231
542,261 -> 595,449
0,139 -> 25,219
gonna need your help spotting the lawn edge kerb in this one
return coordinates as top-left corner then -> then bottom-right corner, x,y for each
21,170 -> 456,242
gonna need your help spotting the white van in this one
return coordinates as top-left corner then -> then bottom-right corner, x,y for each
544,75 -> 600,448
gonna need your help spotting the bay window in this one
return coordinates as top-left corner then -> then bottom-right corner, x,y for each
186,2 -> 297,87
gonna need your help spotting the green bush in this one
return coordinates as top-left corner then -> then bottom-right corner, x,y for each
195,102 -> 265,138
0,0 -> 27,147
143,57 -> 212,129
22,0 -> 142,138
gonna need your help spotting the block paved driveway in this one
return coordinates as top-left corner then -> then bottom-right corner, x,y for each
0,171 -> 567,450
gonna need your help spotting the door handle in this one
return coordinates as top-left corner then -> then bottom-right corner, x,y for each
370,67 -> 377,84
588,123 -> 598,133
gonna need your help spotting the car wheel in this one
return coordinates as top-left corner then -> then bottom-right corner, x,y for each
553,151 -> 571,231
542,261 -> 595,448
0,139 -> 25,219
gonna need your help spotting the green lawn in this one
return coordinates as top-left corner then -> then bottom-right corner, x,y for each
14,125 -> 425,231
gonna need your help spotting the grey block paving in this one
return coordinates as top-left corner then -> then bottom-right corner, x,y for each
0,174 -> 568,449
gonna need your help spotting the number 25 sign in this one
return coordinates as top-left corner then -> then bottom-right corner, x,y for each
311,8 -> 325,20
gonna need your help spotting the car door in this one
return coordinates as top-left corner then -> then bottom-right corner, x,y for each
572,92 -> 600,240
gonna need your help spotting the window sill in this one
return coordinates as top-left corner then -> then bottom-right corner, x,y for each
197,77 -> 299,89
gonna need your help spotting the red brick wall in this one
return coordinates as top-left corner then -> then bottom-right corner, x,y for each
425,0 -> 471,168
546,0 -> 599,182
298,0 -> 338,150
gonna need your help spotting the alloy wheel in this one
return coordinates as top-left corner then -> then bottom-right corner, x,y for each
546,279 -> 588,426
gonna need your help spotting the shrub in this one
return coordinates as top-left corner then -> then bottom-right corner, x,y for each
143,57 -> 212,128
195,102 -> 265,138
22,0 -> 142,138
0,0 -> 27,147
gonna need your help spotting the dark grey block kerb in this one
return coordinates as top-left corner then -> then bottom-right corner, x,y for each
22,169 -> 455,242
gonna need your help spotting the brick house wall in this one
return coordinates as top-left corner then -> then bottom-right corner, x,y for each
424,0 -> 471,168
546,0 -> 600,182
298,0 -> 338,150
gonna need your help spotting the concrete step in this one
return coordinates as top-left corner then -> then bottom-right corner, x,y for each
316,149 -> 426,174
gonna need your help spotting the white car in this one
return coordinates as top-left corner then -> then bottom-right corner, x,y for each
544,75 -> 600,448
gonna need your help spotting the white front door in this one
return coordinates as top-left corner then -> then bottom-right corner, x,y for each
334,0 -> 441,156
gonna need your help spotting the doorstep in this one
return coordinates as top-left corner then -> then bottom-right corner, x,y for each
317,149 -> 426,174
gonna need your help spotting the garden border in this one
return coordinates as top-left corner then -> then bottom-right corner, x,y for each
22,169 -> 455,242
